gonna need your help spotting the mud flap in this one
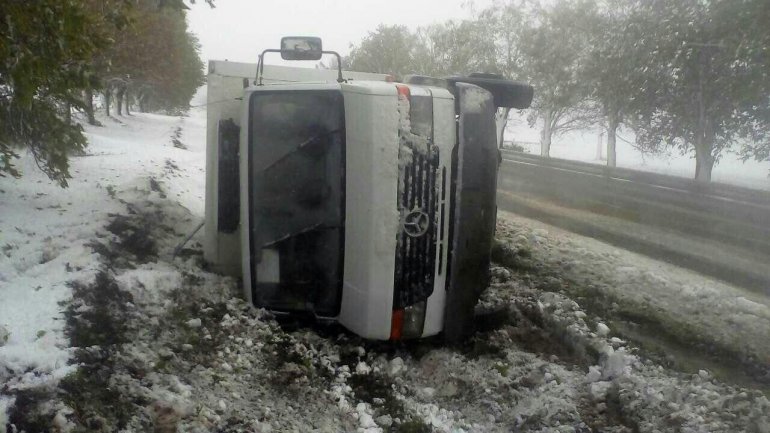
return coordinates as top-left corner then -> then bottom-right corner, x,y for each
444,84 -> 499,343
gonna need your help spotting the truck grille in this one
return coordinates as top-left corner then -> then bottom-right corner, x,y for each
393,147 -> 440,309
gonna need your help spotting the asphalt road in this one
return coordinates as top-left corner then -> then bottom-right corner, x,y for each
496,151 -> 770,295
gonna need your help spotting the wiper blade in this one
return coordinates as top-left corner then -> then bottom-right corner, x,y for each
260,129 -> 341,173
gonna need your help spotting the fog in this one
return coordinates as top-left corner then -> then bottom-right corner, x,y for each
187,0 -> 494,63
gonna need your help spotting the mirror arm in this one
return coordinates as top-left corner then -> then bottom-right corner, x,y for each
325,51 -> 344,83
256,49 -> 281,86
255,53 -> 262,86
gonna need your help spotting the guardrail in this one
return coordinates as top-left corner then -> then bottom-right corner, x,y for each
497,150 -> 770,294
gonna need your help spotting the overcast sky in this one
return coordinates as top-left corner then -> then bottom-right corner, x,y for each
187,0 -> 493,66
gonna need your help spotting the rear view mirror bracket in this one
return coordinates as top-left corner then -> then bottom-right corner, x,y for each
256,37 -> 344,85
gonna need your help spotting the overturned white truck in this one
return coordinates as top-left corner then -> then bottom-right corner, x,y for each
204,38 -> 533,342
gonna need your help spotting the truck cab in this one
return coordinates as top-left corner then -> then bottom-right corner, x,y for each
204,38 -> 533,341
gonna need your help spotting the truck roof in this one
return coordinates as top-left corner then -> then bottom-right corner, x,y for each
208,60 -> 390,85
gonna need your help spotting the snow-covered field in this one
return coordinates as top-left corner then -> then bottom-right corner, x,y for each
1,105 -> 769,432
506,115 -> 770,191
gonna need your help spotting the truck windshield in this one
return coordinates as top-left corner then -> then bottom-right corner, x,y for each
248,90 -> 345,316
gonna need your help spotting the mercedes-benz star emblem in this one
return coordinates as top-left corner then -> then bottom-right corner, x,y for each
403,209 -> 430,238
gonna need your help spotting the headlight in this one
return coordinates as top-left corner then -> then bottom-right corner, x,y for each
390,301 -> 426,340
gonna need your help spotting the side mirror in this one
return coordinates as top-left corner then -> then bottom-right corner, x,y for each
280,36 -> 323,61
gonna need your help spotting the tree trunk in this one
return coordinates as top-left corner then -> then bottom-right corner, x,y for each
84,88 -> 97,125
116,88 -> 124,116
138,92 -> 147,112
64,102 -> 71,124
606,114 -> 619,168
104,90 -> 111,117
693,54 -> 714,184
496,108 -> 511,148
694,141 -> 715,183
596,132 -> 604,160
124,88 -> 131,116
541,110 -> 553,157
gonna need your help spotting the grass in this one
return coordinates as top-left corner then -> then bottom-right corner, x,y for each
155,288 -> 233,368
89,210 -> 160,267
4,387 -> 55,433
7,270 -> 141,432
65,272 -> 132,348
56,207 -> 177,430
60,270 -> 146,431
395,420 -> 433,433
59,364 -> 146,432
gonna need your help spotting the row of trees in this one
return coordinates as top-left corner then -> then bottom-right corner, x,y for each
347,0 -> 770,183
0,0 -> 208,186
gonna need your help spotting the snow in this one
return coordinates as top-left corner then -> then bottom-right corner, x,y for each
506,114 -> 770,191
595,322 -> 610,337
186,318 -> 202,328
0,399 -> 8,432
0,106 -> 207,426
2,94 -> 769,431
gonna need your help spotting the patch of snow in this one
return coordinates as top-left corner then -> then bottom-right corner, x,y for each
589,381 -> 612,401
185,318 -> 202,328
586,366 -> 602,383
356,361 -> 372,375
388,357 -> 405,376
0,397 -> 11,433
595,322 -> 610,337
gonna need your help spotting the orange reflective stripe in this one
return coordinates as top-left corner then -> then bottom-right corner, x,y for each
390,309 -> 404,340
396,84 -> 410,100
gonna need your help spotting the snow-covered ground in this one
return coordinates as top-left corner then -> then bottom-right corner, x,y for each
506,114 -> 770,191
0,109 -> 206,429
1,104 -> 769,432
494,212 -> 770,386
